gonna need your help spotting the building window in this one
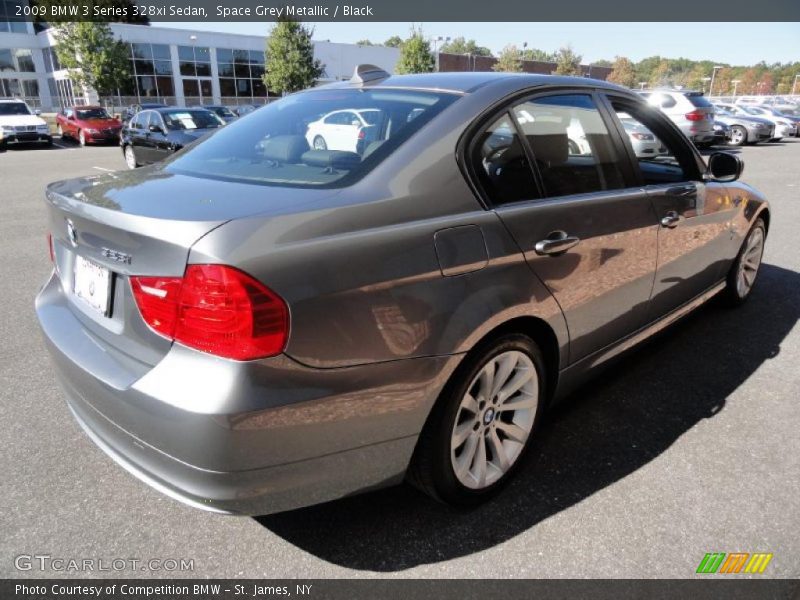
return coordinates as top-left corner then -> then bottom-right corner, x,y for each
43,47 -> 62,72
216,47 -> 267,100
0,0 -> 29,33
0,48 -> 36,73
126,42 -> 174,100
177,45 -> 211,77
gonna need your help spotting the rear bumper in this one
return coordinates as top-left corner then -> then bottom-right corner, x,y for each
36,270 -> 459,514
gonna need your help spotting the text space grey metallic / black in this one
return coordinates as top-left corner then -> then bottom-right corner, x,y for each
36,70 -> 770,515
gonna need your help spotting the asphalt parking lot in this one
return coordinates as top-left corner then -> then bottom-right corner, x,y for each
1,137 -> 799,579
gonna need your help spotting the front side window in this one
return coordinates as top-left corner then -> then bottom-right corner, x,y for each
512,94 -> 626,198
167,88 -> 458,188
608,98 -> 698,185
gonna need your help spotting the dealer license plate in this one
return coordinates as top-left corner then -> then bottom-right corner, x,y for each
73,255 -> 112,316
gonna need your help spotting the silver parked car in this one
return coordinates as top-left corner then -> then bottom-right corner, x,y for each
716,103 -> 792,141
740,105 -> 799,138
639,89 -> 715,146
712,105 -> 775,146
37,70 -> 770,515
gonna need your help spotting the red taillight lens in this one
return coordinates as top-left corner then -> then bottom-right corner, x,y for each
130,265 -> 289,361
358,129 -> 365,139
47,233 -> 54,263
685,110 -> 705,122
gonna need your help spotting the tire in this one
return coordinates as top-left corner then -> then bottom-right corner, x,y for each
78,129 -> 86,147
408,333 -> 546,506
720,218 -> 766,307
312,135 -> 327,150
728,125 -> 747,147
124,145 -> 139,169
769,138 -> 782,143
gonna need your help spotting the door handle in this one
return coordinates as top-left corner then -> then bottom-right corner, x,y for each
661,211 -> 680,228
534,231 -> 581,256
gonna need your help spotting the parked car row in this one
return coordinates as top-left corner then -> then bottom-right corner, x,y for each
640,89 -> 799,150
0,99 -> 52,150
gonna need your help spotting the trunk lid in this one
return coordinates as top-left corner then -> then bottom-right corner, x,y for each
46,167 -> 340,368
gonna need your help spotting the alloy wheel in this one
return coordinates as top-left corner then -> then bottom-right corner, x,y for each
730,126 -> 746,146
736,226 -> 764,298
450,350 -> 538,490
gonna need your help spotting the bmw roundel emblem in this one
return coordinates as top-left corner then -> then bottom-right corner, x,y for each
66,219 -> 77,247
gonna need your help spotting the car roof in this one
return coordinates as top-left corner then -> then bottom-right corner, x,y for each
0,99 -> 27,103
318,72 -> 632,95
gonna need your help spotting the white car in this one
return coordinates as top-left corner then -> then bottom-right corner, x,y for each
305,108 -> 382,153
0,99 -> 52,147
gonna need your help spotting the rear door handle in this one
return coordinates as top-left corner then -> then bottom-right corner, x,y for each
534,231 -> 581,256
661,211 -> 680,228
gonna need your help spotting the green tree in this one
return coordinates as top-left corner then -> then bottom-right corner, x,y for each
591,59 -> 613,68
606,56 -> 637,88
52,22 -> 131,96
493,45 -> 523,73
648,60 -> 672,87
554,45 -> 583,76
522,48 -> 555,62
439,36 -> 492,57
264,19 -> 325,95
356,39 -> 375,46
384,36 -> 404,48
395,28 -> 434,74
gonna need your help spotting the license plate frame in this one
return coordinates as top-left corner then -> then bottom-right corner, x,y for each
73,255 -> 113,317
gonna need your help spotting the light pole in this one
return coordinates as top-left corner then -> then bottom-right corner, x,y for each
639,81 -> 646,90
792,74 -> 800,97
708,65 -> 723,97
701,76 -> 711,94
731,79 -> 741,98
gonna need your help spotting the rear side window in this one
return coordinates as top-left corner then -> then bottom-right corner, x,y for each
685,93 -> 713,108
512,94 -> 626,198
167,88 -> 458,188
473,113 -> 541,203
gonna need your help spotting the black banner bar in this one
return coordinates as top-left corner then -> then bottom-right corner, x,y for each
13,0 -> 800,22
3,579 -> 800,600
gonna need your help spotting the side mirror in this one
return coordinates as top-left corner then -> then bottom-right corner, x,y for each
706,152 -> 743,182
148,124 -> 164,134
35,109 -> 42,116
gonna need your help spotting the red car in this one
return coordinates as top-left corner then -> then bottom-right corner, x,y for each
56,106 -> 122,146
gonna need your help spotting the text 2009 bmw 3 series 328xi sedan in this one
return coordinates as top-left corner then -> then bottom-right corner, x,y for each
36,67 -> 770,515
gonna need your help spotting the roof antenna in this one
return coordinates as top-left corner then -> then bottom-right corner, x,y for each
351,64 -> 390,84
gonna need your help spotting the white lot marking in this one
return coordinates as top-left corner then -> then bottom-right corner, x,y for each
51,141 -> 74,150
92,166 -> 114,172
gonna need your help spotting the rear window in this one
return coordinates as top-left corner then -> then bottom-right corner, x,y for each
685,93 -> 713,108
166,88 -> 459,188
162,109 -> 223,130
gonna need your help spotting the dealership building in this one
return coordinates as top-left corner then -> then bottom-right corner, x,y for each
0,8 -> 399,110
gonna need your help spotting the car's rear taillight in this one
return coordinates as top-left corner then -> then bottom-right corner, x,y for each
358,128 -> 366,140
130,265 -> 289,360
685,110 -> 706,122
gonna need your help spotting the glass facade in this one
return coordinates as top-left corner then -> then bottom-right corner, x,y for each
177,45 -> 211,77
127,42 -> 174,98
43,47 -> 61,72
0,0 -> 28,33
0,47 -> 35,72
216,48 -> 267,99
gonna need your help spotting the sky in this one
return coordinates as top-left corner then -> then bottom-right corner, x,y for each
167,22 -> 800,65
